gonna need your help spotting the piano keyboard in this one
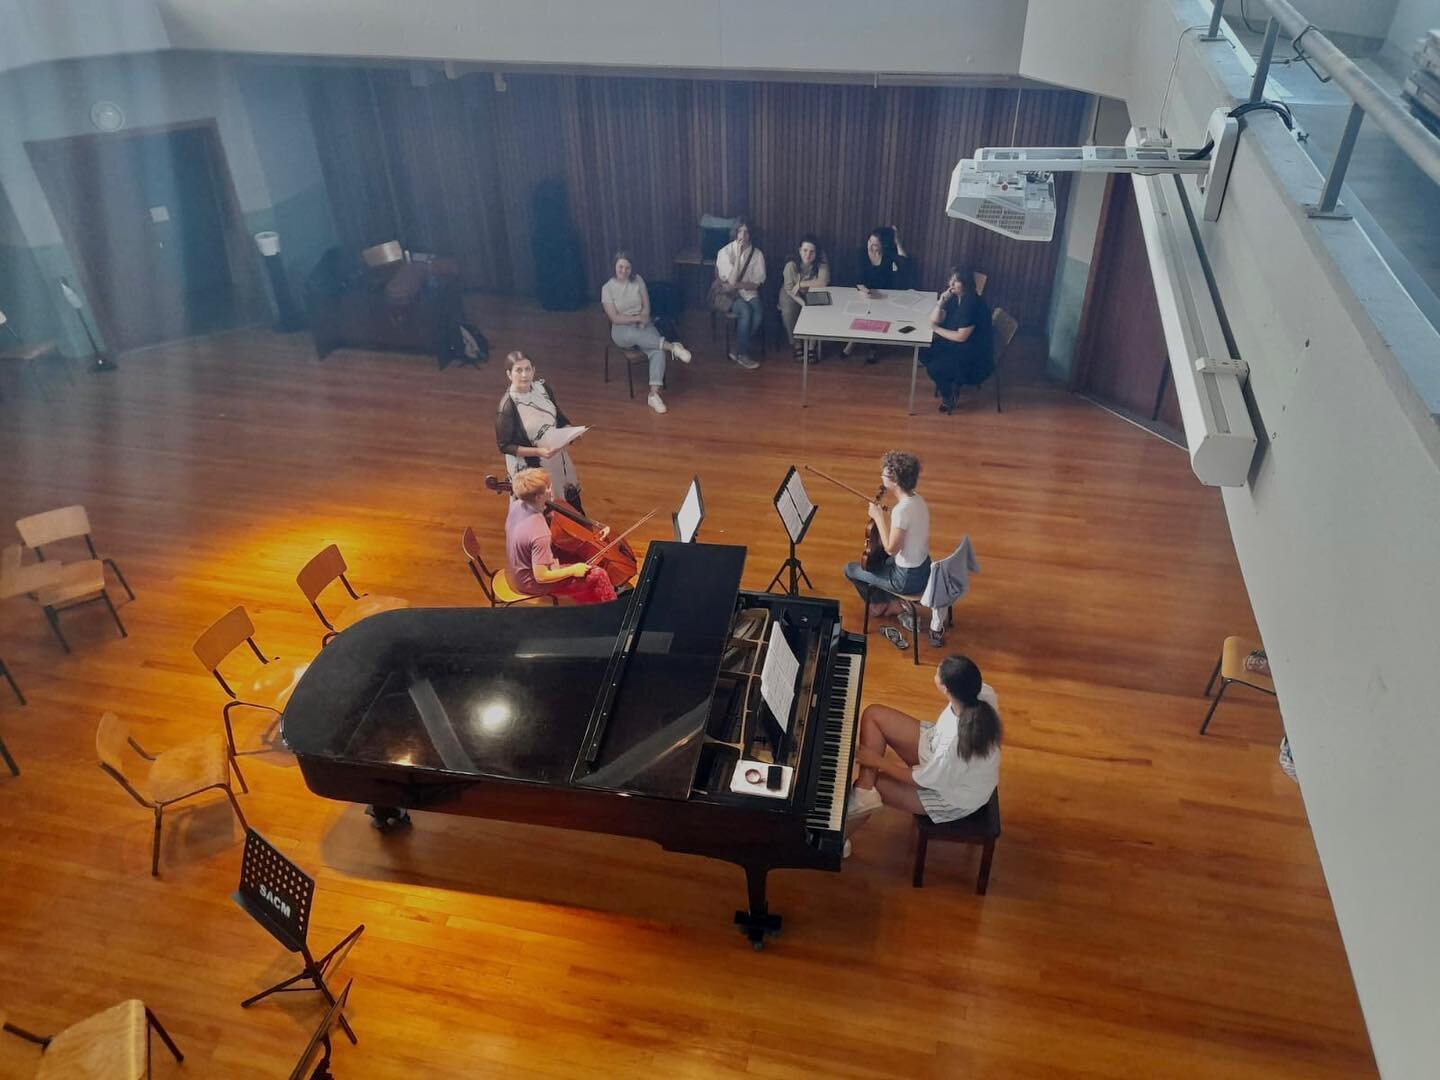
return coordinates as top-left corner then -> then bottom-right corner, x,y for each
806,649 -> 861,836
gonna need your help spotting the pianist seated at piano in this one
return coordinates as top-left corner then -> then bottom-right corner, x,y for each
847,655 -> 1001,844
505,468 -> 618,605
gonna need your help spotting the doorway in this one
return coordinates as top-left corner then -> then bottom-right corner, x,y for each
27,121 -> 263,354
1072,173 -> 1183,438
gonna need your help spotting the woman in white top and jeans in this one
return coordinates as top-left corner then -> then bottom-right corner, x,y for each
713,217 -> 767,370
601,251 -> 692,414
843,450 -> 930,619
846,654 -> 1002,846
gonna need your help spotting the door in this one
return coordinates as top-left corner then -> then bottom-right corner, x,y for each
1072,174 -> 1182,431
27,123 -> 256,353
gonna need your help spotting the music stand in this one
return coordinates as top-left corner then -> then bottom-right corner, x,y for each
288,979 -> 353,1080
672,475 -> 705,543
765,466 -> 818,597
234,829 -> 364,1044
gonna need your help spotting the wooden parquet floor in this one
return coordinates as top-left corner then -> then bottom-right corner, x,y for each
0,298 -> 1375,1078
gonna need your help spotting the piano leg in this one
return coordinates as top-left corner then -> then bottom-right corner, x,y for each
366,805 -> 412,831
733,864 -> 783,950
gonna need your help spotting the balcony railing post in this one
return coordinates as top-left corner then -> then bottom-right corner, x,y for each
1201,0 -> 1228,41
1249,18 -> 1281,102
1309,102 -> 1365,219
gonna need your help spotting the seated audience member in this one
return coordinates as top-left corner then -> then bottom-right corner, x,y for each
845,654 -> 1002,850
496,350 -> 587,512
778,234 -> 830,360
923,266 -> 994,412
601,251 -> 693,415
505,468 -> 617,605
713,217 -> 767,371
843,450 -> 930,625
849,225 -> 914,362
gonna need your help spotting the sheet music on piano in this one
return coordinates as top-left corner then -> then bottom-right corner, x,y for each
760,622 -> 799,732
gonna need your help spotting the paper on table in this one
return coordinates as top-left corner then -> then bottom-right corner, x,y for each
761,622 -> 800,732
843,300 -> 872,316
538,425 -> 588,451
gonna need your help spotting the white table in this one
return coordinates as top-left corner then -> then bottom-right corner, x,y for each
793,288 -> 937,413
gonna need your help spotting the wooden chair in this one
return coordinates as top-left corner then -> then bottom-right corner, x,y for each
0,317 -> 66,403
296,544 -> 409,645
3,999 -> 183,1078
95,711 -> 249,876
990,307 -> 1019,414
912,789 -> 1001,893
194,606 -> 310,783
461,527 -> 558,608
1,654 -> 21,705
602,315 -> 648,400
1200,636 -> 1277,734
6,546 -> 127,653
16,504 -> 134,603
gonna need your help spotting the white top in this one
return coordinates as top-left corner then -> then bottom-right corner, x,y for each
890,492 -> 930,569
601,276 -> 649,318
715,241 -> 766,301
912,684 -> 1000,815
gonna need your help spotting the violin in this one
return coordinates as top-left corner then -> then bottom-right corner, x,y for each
803,465 -> 889,573
484,474 -> 639,589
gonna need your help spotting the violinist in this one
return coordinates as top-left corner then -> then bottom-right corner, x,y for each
505,468 -> 617,605
842,450 -> 930,620
496,350 -> 586,513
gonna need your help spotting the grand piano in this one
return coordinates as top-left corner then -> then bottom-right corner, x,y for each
282,541 -> 865,947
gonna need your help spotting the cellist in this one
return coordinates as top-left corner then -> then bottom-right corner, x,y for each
505,468 -> 617,605
843,451 -> 931,622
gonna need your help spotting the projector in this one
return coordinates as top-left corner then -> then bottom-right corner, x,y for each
945,159 -> 1057,242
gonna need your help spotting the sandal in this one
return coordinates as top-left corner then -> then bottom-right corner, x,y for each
928,629 -> 945,649
880,626 -> 909,651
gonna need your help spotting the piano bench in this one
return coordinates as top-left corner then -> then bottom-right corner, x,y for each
912,789 -> 1000,893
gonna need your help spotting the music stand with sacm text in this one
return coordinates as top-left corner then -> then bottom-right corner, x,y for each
672,475 -> 705,543
765,466 -> 818,597
289,979 -> 353,1080
234,829 -> 364,1044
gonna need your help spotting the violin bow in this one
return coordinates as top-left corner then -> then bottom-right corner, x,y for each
803,464 -> 879,504
585,508 -> 660,565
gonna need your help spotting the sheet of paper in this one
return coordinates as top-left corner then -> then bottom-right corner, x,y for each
843,300 -> 872,315
777,495 -> 804,543
761,622 -> 800,732
778,469 -> 814,543
675,479 -> 703,542
850,318 -> 891,333
538,425 -> 588,451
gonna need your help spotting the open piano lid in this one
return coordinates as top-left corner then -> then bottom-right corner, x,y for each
571,540 -> 747,799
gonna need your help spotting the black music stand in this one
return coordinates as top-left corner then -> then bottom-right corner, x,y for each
672,475 -> 705,543
234,829 -> 364,1044
765,466 -> 818,597
288,979 -> 353,1080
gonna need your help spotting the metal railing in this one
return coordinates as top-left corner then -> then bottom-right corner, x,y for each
1202,0 -> 1440,217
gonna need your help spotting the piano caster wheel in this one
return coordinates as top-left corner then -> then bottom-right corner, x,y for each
367,805 -> 411,831
751,938 -> 765,951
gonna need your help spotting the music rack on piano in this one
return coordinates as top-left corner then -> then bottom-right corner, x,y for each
282,541 -> 866,948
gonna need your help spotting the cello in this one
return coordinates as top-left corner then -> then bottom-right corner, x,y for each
803,465 -> 888,573
484,474 -> 639,589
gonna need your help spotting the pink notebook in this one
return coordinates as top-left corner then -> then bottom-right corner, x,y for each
850,318 -> 891,333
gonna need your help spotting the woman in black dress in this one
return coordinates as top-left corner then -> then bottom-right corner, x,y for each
923,267 -> 993,412
849,226 -> 914,363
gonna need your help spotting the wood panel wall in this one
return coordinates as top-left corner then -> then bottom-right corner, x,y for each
303,69 -> 1087,327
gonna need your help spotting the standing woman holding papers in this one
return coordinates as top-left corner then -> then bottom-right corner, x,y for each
601,250 -> 692,414
495,350 -> 588,513
779,234 -> 829,360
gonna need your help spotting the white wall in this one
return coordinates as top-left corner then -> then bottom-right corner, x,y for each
1384,0 -> 1440,65
1023,2 -> 1440,1075
0,0 -> 169,74
153,0 -> 1028,77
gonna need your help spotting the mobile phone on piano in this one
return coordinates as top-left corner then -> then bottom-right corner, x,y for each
767,765 -> 783,790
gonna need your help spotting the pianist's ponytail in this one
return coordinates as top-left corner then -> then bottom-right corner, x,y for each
937,655 -> 1002,763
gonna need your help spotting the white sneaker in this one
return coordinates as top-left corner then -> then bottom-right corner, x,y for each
842,341 -> 856,357
670,341 -> 692,364
847,784 -> 883,820
647,392 -> 668,414
733,354 -> 759,371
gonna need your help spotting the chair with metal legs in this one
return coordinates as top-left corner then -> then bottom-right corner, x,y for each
1200,636 -> 1277,734
16,505 -> 134,603
95,711 -> 249,876
3,999 -> 183,1077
